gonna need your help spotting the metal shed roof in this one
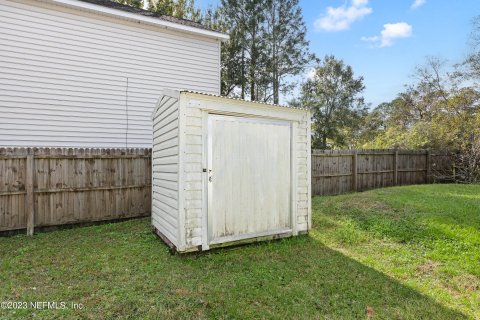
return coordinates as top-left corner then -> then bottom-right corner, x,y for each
180,90 -> 308,111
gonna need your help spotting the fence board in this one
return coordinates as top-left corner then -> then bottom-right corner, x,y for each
0,147 -> 151,233
312,149 -> 452,196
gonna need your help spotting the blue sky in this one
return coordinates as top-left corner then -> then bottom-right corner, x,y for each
196,0 -> 480,107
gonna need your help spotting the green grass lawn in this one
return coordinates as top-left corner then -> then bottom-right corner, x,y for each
0,184 -> 479,319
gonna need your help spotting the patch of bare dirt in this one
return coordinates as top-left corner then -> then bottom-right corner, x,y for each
416,260 -> 442,275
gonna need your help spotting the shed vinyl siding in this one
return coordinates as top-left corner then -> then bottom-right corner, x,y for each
0,0 -> 220,148
152,96 -> 180,247
182,102 -> 204,247
295,114 -> 311,232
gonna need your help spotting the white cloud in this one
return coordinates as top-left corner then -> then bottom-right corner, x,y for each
352,0 -> 368,6
314,0 -> 372,32
411,0 -> 426,9
361,22 -> 413,47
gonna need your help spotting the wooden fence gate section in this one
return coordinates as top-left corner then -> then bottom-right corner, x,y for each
0,148 -> 151,234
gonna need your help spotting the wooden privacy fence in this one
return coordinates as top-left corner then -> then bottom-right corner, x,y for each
312,149 -> 452,196
0,148 -> 151,234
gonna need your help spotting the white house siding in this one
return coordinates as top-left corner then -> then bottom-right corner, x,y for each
0,0 -> 220,147
151,95 -> 180,247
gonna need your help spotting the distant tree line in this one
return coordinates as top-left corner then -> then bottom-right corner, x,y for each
354,17 -> 480,182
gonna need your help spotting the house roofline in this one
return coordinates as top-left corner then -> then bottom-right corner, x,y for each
41,0 -> 230,41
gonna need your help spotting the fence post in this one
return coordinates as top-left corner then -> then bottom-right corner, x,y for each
352,151 -> 358,192
452,154 -> 456,182
426,150 -> 431,183
393,150 -> 398,186
26,149 -> 35,236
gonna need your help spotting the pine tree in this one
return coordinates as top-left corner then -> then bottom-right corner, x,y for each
264,0 -> 312,104
215,0 -> 312,103
221,0 -> 267,101
202,7 -> 245,97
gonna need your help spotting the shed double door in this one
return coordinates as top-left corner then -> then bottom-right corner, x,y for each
207,114 -> 292,245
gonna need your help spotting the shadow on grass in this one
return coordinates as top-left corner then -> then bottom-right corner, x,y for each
0,219 -> 468,319
173,236 -> 467,319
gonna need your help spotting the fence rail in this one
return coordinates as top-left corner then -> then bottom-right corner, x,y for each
0,147 -> 151,234
312,149 -> 452,196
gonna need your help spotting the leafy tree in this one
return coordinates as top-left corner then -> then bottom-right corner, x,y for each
114,0 -> 143,8
355,102 -> 390,145
148,0 -> 201,21
296,55 -> 367,149
113,0 -> 201,20
361,56 -> 480,151
456,15 -> 480,88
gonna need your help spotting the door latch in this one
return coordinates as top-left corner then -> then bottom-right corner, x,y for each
203,169 -> 213,182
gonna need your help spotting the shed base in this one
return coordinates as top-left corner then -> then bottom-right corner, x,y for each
153,227 -> 180,253
208,231 -> 295,251
153,228 -> 309,253
153,226 -> 309,253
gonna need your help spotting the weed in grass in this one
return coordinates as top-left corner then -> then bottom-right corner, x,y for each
332,218 -> 370,245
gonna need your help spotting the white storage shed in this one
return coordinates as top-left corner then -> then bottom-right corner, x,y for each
151,89 -> 312,252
